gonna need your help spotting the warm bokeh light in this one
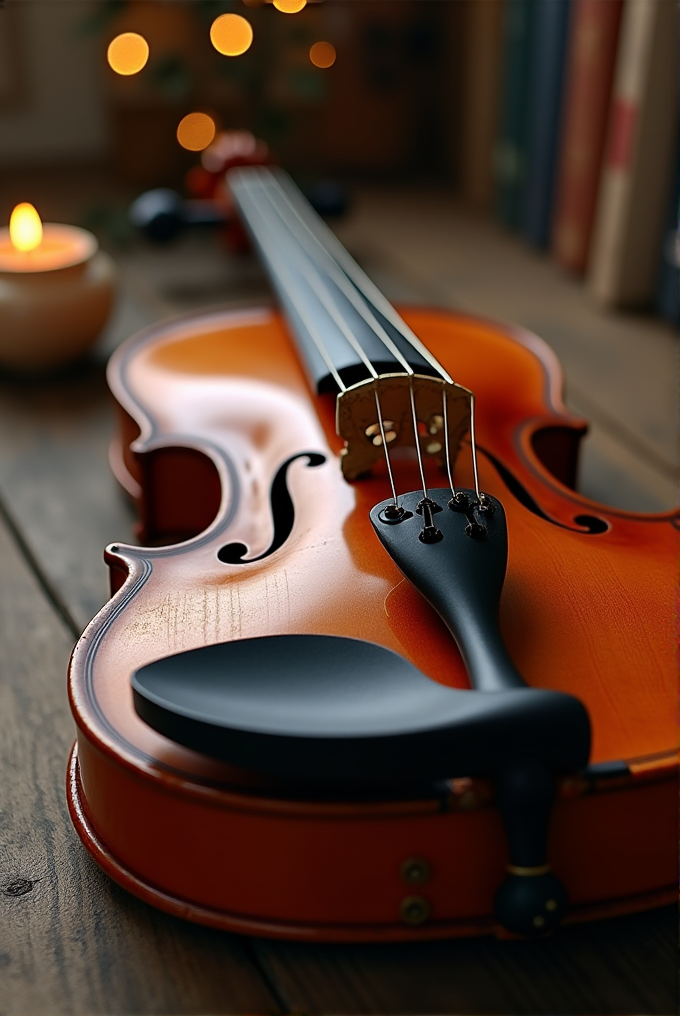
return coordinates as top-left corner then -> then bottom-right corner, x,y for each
210,13 -> 253,56
176,112 -> 217,152
107,32 -> 149,76
309,41 -> 336,68
9,203 -> 43,252
273,0 -> 307,12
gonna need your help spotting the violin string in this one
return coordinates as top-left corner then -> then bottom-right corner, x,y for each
272,167 -> 454,385
305,270 -> 379,379
408,379 -> 429,502
254,170 -> 416,377
254,173 -> 474,506
259,175 -> 415,379
250,182 -> 406,503
442,387 -> 457,500
469,393 -> 482,502
374,388 -> 399,508
232,168 -> 467,508
235,184 -> 347,393
254,185 -> 379,380
251,187 -> 405,507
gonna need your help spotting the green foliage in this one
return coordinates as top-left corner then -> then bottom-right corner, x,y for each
148,53 -> 194,102
78,202 -> 135,249
77,0 -> 128,36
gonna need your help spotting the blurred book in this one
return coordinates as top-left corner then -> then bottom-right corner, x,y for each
459,0 -> 504,209
550,0 -> 623,271
521,0 -> 572,248
656,148 -> 679,325
587,0 -> 678,308
494,0 -> 534,228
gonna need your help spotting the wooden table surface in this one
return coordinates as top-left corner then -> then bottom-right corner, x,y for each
1,181 -> 677,1015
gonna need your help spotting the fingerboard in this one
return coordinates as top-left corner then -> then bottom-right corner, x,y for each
228,167 -> 446,393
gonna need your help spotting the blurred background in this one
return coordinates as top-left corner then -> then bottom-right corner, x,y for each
0,1 -> 459,187
0,0 -> 677,613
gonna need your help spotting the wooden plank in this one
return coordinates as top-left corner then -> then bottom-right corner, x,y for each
0,509 -> 279,1016
0,361 -> 137,632
254,907 -> 677,1015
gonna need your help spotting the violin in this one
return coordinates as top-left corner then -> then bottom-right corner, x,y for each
67,168 -> 677,941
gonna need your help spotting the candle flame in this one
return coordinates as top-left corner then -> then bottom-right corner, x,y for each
10,203 -> 43,252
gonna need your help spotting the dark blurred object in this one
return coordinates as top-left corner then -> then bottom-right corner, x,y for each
130,129 -> 270,248
129,130 -> 349,246
130,180 -> 349,246
129,189 -> 224,243
655,142 -> 679,326
495,0 -> 534,230
302,179 -> 348,219
520,0 -> 571,249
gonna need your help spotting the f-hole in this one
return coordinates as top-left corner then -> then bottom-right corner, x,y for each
217,452 -> 326,565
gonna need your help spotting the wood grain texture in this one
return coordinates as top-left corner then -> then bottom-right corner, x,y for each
0,509 -> 279,1016
0,364 -> 134,632
254,906 -> 678,1015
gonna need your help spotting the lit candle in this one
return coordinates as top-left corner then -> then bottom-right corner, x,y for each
0,204 -> 117,371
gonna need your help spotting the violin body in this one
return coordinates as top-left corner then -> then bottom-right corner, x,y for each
67,300 -> 677,940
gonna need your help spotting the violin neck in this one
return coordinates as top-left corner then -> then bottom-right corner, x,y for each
228,167 -> 445,394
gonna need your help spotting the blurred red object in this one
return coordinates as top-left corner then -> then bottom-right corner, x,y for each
185,130 -> 271,251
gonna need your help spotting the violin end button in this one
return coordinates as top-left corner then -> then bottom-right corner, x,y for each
494,871 -> 568,937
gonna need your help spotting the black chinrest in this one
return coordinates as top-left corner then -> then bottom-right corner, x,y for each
132,634 -> 588,784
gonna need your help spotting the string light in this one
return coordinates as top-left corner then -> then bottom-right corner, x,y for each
177,113 -> 217,152
210,13 -> 253,56
273,0 -> 307,13
309,41 -> 336,68
107,32 -> 149,76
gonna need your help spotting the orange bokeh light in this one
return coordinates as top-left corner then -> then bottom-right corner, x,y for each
107,32 -> 149,76
9,203 -> 43,252
210,13 -> 253,56
273,0 -> 307,12
177,113 -> 217,152
310,41 -> 336,68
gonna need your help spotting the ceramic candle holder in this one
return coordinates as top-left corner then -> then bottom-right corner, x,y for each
0,224 -> 117,371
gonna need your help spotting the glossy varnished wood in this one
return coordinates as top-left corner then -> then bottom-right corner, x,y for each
0,305 -> 676,1013
0,163 -> 676,1010
67,303 -> 677,941
103,305 -> 678,763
